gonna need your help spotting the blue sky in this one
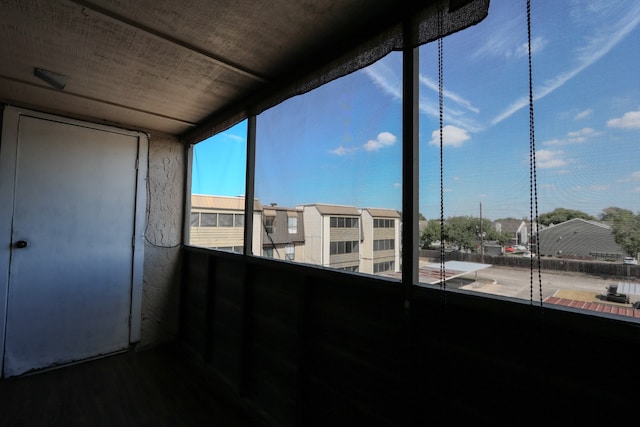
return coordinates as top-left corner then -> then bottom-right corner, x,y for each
193,0 -> 640,221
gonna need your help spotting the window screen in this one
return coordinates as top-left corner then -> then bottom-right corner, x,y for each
188,120 -> 247,250
418,0 -> 640,311
254,53 -> 403,278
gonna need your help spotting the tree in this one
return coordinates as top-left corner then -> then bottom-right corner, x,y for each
419,220 -> 442,249
446,216 -> 480,251
421,216 -> 512,251
601,207 -> 640,257
538,208 -> 596,226
452,217 -> 510,250
599,207 -> 632,222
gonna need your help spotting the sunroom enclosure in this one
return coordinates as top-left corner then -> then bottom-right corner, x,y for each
1,0 -> 639,426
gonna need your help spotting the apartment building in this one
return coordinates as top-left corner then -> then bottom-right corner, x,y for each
260,206 -> 305,261
189,195 -> 262,253
359,208 -> 401,275
298,204 -> 362,272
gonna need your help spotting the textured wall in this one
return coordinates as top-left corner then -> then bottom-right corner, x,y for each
140,133 -> 184,348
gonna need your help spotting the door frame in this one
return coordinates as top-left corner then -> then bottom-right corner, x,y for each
0,106 -> 148,376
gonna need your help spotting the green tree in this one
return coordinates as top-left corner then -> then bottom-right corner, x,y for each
421,216 -> 512,251
601,207 -> 640,257
538,208 -> 596,226
599,207 -> 632,222
445,216 -> 511,251
446,216 -> 479,251
419,220 -> 442,249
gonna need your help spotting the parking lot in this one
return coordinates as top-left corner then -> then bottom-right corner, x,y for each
421,260 -> 640,306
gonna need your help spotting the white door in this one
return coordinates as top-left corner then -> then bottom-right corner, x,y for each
0,108 -> 146,377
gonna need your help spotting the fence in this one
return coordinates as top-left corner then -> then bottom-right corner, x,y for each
419,249 -> 640,280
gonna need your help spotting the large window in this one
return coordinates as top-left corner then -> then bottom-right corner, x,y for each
253,53 -> 403,277
186,0 -> 639,319
188,121 -> 248,250
417,0 -> 640,313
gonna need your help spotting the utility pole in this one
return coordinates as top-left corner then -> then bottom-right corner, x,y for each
480,202 -> 484,263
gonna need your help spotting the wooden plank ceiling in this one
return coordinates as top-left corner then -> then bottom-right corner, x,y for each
0,0 -> 470,138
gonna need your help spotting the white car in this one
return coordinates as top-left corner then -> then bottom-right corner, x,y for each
623,257 -> 638,265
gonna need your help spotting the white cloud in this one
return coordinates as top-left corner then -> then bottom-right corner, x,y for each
362,63 -> 402,100
492,3 -> 640,125
536,149 -> 566,168
330,146 -> 357,156
607,109 -> 640,129
472,14 -> 523,60
364,61 -> 484,133
419,75 -> 479,113
428,125 -> 471,147
515,36 -> 548,58
363,132 -> 397,152
393,182 -> 401,188
222,133 -> 245,142
544,128 -> 597,146
575,109 -> 593,120
573,184 -> 610,192
616,171 -> 640,183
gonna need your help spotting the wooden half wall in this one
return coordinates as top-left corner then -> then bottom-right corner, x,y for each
180,246 -> 640,427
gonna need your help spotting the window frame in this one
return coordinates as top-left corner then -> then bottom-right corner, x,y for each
265,215 -> 276,234
288,216 -> 297,234
285,244 -> 295,261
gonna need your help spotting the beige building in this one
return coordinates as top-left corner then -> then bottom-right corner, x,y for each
298,204 -> 362,272
189,195 -> 262,253
359,208 -> 401,275
190,197 -> 401,275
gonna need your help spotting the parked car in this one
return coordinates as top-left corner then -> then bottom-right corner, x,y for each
505,246 -> 515,253
623,257 -> 638,265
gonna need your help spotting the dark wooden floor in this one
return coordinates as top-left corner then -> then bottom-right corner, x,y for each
0,344 -> 260,427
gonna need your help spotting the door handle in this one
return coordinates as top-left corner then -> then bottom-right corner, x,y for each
15,240 -> 28,248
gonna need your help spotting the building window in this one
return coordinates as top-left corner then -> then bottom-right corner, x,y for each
330,240 -> 359,255
285,244 -> 295,261
190,212 -> 200,227
373,239 -> 394,251
201,213 -> 217,227
218,213 -> 233,227
330,216 -> 359,228
265,216 -> 275,234
374,219 -> 394,228
263,247 -> 274,258
374,261 -> 394,274
234,214 -> 245,227
288,217 -> 297,233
